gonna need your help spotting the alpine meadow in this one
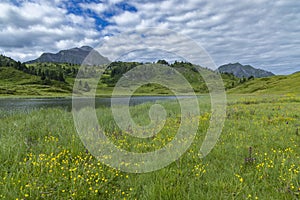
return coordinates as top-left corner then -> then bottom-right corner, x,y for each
1,1 -> 300,199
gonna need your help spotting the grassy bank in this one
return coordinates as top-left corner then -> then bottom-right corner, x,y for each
229,72 -> 300,94
0,95 -> 299,199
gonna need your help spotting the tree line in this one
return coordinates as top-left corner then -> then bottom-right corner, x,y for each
0,55 -> 81,82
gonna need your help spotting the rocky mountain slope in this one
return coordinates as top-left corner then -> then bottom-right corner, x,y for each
26,46 -> 110,65
218,63 -> 274,78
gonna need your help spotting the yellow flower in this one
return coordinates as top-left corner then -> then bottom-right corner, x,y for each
235,174 -> 243,183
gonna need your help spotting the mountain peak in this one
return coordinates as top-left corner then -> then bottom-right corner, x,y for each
218,63 -> 274,78
79,46 -> 93,51
26,46 -> 110,65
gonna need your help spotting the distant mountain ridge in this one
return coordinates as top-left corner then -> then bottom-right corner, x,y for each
26,46 -> 110,65
218,63 -> 274,78
1,51 -> 298,96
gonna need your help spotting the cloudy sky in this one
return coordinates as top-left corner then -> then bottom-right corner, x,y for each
0,0 -> 299,74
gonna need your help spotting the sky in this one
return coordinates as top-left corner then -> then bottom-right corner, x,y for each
0,0 -> 299,75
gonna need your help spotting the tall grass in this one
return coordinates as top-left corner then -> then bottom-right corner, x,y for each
0,95 -> 299,199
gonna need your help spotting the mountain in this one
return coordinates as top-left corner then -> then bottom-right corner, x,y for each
229,72 -> 300,94
218,63 -> 274,78
26,46 -> 110,65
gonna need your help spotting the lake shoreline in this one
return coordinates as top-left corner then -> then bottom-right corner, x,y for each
0,93 -> 207,99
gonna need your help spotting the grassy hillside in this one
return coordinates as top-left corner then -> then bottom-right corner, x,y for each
2,53 -> 298,97
0,67 -> 72,96
229,72 -> 300,94
0,55 -> 73,96
3,56 -> 299,97
96,61 -> 240,95
0,58 -> 241,96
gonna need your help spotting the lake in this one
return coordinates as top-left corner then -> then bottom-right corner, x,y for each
0,96 -> 184,113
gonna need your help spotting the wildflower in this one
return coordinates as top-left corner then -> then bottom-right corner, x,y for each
235,174 -> 244,183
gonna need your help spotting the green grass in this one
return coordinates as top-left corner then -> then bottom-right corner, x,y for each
0,67 -> 72,97
1,57 -> 299,97
229,72 -> 300,94
0,61 -> 240,97
0,95 -> 299,199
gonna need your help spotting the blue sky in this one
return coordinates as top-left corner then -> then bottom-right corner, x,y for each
0,0 -> 299,74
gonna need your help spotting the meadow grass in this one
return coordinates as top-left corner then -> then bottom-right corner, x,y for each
0,95 -> 299,199
229,72 -> 300,95
0,67 -> 72,97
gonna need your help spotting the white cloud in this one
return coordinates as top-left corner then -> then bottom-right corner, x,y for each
79,2 -> 108,14
0,0 -> 299,74
98,0 -> 300,74
0,0 -> 101,61
110,11 -> 140,26
67,14 -> 86,25
96,28 -> 216,69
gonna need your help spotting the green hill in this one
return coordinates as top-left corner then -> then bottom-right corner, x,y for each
0,55 -> 243,97
95,61 -> 240,95
0,67 -> 72,96
228,72 -> 300,94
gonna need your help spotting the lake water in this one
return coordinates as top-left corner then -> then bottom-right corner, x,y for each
0,96 -> 182,113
